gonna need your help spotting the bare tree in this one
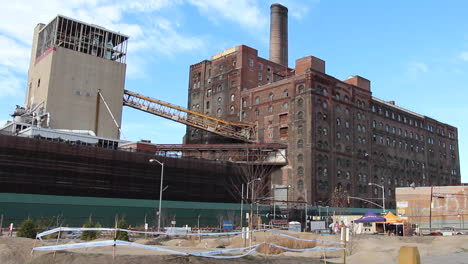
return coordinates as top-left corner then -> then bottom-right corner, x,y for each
328,186 -> 349,216
227,148 -> 276,235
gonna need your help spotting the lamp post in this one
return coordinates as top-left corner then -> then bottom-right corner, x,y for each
368,182 -> 385,214
240,184 -> 244,230
149,158 -> 164,232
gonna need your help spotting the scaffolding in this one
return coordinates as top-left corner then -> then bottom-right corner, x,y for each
36,15 -> 128,63
123,90 -> 257,142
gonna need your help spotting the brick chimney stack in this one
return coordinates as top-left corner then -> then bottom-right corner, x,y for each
269,3 -> 288,67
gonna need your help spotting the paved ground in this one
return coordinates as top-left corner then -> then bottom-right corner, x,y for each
421,252 -> 468,264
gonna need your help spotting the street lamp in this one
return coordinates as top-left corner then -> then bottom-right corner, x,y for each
368,182 -> 385,214
149,158 -> 164,232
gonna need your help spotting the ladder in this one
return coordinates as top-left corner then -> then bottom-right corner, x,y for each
123,90 -> 257,142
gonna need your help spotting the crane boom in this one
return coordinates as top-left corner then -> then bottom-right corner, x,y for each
123,90 -> 257,142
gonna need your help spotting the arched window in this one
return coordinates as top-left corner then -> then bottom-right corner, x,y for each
230,105 -> 235,114
322,101 -> 328,109
241,111 -> 247,118
283,89 -> 289,97
344,95 -> 349,103
254,96 -> 260,104
268,105 -> 273,113
297,154 -> 303,162
283,102 -> 289,110
297,180 -> 304,191
297,98 -> 304,107
216,108 -> 222,117
336,118 -> 341,126
322,87 -> 328,96
297,139 -> 303,148
297,111 -> 304,120
242,98 -> 247,107
298,84 -> 305,93
254,108 -> 259,116
297,167 -> 304,177
269,93 -> 274,101
231,94 -> 235,102
297,125 -> 303,134
207,88 -> 212,97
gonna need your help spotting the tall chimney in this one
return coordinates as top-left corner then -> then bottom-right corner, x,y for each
269,3 -> 288,67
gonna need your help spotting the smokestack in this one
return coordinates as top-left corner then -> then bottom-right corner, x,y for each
269,3 -> 288,67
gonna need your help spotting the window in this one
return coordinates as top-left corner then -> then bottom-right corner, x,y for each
269,93 -> 274,101
268,105 -> 273,113
297,180 -> 304,191
242,111 -> 247,118
216,108 -> 221,117
254,108 -> 259,116
297,98 -> 304,107
207,88 -> 212,97
217,97 -> 222,104
322,87 -> 328,96
206,101 -> 210,109
345,121 -> 350,128
283,102 -> 289,110
283,89 -> 289,97
280,127 -> 288,138
297,167 -> 304,177
322,101 -> 328,109
344,95 -> 349,103
258,72 -> 262,80
231,81 -> 236,88
298,84 -> 305,93
335,92 -> 340,100
254,96 -> 260,104
337,118 -> 341,126
230,105 -> 235,114
297,154 -> 303,162
297,139 -> 303,148
297,111 -> 304,120
249,58 -> 254,67
242,98 -> 247,107
372,120 -> 376,128
230,94 -> 235,102
37,78 -> 41,87
297,125 -> 303,134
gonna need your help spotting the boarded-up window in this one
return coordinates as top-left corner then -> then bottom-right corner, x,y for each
279,113 -> 288,124
280,127 -> 288,138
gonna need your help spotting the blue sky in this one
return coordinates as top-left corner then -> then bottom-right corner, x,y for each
0,0 -> 467,183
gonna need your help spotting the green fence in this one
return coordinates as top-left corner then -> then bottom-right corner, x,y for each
0,193 -> 393,229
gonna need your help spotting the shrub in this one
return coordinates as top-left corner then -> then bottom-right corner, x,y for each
17,218 -> 37,239
116,217 -> 129,241
81,218 -> 97,241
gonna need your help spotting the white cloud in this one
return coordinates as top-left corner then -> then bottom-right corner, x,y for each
408,62 -> 428,74
0,68 -> 25,98
0,36 -> 30,73
188,0 -> 267,31
460,51 -> 468,61
0,0 -> 205,80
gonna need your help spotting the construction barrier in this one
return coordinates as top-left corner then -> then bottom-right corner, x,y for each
32,227 -> 345,260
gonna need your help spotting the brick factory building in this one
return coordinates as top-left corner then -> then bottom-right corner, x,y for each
186,4 -> 461,209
